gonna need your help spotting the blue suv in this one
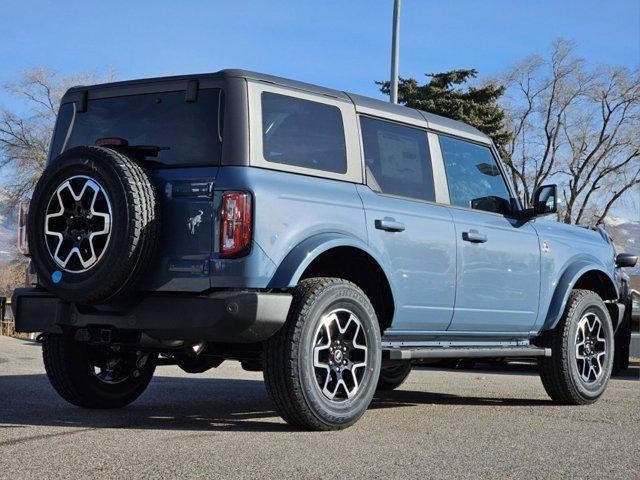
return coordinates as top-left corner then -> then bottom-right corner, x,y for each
12,70 -> 637,430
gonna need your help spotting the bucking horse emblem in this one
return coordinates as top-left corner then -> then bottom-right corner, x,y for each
187,210 -> 204,235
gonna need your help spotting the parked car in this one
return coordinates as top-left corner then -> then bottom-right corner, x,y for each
12,70 -> 637,430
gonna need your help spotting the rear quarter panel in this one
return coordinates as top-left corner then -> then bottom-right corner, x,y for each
211,167 -> 368,288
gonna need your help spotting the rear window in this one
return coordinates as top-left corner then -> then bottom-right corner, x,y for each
261,92 -> 347,174
51,89 -> 222,166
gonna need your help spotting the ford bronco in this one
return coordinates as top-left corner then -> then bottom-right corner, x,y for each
12,70 -> 637,430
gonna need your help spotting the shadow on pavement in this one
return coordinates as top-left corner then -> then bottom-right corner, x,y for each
0,368 -> 586,436
372,389 -> 553,409
0,374 -> 290,435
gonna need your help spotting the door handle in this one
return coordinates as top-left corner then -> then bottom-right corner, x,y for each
462,230 -> 487,243
375,218 -> 405,232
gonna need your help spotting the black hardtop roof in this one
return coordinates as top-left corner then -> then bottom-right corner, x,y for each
64,68 -> 489,142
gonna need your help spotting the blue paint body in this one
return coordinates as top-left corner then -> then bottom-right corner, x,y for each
142,163 -> 617,340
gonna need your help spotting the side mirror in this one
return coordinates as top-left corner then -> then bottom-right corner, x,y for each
616,253 -> 638,268
533,184 -> 557,216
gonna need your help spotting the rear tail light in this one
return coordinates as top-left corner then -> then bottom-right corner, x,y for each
220,192 -> 252,257
18,199 -> 30,257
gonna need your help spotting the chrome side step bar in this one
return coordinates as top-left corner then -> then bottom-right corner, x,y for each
387,346 -> 551,360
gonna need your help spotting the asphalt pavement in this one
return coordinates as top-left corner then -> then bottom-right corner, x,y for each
0,335 -> 638,479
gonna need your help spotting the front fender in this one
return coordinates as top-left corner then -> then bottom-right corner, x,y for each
541,260 -> 618,331
267,232 -> 388,289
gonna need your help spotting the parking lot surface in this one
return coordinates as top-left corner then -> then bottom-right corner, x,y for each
0,336 -> 638,479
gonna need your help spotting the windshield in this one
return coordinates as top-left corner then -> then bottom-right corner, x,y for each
50,88 -> 222,166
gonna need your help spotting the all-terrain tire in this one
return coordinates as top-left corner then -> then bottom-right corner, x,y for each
538,289 -> 614,405
263,278 -> 382,431
377,361 -> 412,391
28,146 -> 159,304
42,334 -> 156,409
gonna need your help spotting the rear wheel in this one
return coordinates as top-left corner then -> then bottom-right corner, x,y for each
42,334 -> 156,408
538,290 -> 614,405
377,361 -> 412,391
264,278 -> 381,430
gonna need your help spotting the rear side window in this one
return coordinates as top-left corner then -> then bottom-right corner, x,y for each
261,92 -> 347,174
438,135 -> 511,215
360,116 -> 435,202
58,89 -> 222,166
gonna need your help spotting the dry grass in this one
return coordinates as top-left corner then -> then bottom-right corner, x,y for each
1,298 -> 15,336
1,321 -> 14,336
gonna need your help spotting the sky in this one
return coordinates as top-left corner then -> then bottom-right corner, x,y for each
0,0 -> 639,216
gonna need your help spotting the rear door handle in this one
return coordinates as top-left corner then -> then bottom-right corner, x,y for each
462,230 -> 487,243
375,218 -> 405,232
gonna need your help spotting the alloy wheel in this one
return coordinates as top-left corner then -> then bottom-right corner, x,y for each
312,308 -> 368,401
44,175 -> 112,272
575,312 -> 607,384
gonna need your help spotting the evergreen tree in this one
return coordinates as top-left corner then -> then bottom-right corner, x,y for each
378,70 -> 511,154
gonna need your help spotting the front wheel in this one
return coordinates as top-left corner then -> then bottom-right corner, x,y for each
42,334 -> 157,408
263,278 -> 381,431
538,290 -> 614,405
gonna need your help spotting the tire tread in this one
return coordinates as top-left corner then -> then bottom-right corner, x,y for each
538,289 -> 608,405
42,334 -> 155,409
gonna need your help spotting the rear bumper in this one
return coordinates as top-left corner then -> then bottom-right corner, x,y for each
11,288 -> 292,343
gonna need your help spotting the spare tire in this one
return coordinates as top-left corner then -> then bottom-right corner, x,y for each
28,146 -> 159,304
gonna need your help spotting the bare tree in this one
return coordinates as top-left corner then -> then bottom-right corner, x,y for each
0,67 -> 115,217
500,40 -> 639,225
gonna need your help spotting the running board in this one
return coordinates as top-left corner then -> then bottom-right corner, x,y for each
386,346 -> 551,360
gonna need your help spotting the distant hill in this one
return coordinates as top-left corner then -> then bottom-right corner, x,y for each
604,216 -> 640,275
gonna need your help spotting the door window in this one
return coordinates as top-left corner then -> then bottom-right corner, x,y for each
360,117 -> 435,202
439,135 -> 512,215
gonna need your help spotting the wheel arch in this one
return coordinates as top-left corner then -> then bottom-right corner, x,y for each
268,233 -> 396,331
541,260 -> 619,332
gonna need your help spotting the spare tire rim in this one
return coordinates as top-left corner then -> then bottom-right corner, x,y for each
575,312 -> 607,384
44,175 -> 112,273
312,308 -> 368,401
